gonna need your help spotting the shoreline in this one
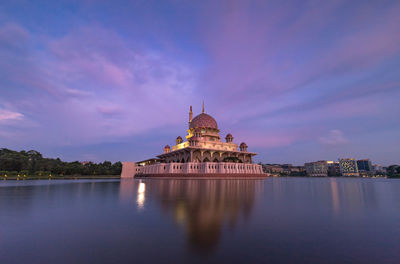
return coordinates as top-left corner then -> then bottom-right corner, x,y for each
0,175 -> 394,181
0,175 -> 120,180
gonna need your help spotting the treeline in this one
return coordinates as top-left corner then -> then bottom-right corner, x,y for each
0,148 -> 122,177
387,165 -> 400,178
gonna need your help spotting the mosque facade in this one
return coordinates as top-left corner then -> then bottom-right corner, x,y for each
121,104 -> 263,178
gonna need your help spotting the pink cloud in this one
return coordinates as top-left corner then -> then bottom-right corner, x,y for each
0,24 -> 198,147
0,109 -> 24,122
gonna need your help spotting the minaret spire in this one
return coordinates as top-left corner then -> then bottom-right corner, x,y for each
202,100 -> 205,113
189,105 -> 193,129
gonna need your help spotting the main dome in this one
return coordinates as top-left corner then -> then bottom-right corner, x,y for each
190,113 -> 218,129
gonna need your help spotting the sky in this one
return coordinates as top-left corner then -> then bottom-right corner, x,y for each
0,0 -> 399,165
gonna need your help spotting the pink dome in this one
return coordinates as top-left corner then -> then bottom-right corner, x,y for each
189,113 -> 218,129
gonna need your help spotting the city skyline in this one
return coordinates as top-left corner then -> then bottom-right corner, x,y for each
0,1 -> 399,165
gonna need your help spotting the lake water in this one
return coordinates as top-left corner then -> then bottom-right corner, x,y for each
1,178 -> 399,264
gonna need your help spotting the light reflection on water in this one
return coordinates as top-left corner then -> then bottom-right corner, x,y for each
137,181 -> 146,210
1,178 -> 400,264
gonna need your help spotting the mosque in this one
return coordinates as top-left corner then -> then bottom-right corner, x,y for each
121,103 -> 264,178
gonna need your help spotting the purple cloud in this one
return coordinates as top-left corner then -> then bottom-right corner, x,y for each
1,24 -> 198,148
319,130 -> 349,146
0,0 -> 399,165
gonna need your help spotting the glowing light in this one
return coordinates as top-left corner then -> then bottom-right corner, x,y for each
137,182 -> 146,210
175,202 -> 186,224
138,182 -> 145,193
172,141 -> 189,151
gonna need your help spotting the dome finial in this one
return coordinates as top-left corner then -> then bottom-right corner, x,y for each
202,100 -> 205,113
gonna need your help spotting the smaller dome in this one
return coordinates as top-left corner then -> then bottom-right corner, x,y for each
240,142 -> 247,147
176,136 -> 183,145
225,133 -> 233,138
163,144 -> 171,154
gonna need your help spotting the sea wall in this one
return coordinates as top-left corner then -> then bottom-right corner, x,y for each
121,162 -> 136,178
121,162 -> 264,178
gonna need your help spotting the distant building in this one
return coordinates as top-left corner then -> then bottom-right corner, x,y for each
304,161 -> 329,177
339,158 -> 359,177
327,161 -> 341,176
281,164 -> 293,174
357,159 -> 373,177
262,164 -> 305,175
373,164 -> 386,174
289,166 -> 305,173
262,164 -> 284,174
357,159 -> 372,172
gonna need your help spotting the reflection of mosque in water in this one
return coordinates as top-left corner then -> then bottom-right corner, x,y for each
118,178 -> 396,252
155,180 -> 262,251
120,179 -> 263,252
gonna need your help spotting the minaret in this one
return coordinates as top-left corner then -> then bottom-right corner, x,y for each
202,100 -> 205,113
189,105 -> 193,128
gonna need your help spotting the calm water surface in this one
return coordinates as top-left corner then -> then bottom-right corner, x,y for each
1,178 -> 399,264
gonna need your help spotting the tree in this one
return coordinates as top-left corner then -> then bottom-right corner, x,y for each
387,165 -> 400,178
0,148 -> 123,176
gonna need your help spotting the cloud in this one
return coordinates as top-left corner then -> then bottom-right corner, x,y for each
0,1 -> 399,164
63,88 -> 93,98
0,109 -> 24,122
96,105 -> 123,118
0,23 -> 198,146
318,130 -> 349,146
198,1 -> 400,122
231,127 -> 312,149
0,22 -> 29,52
